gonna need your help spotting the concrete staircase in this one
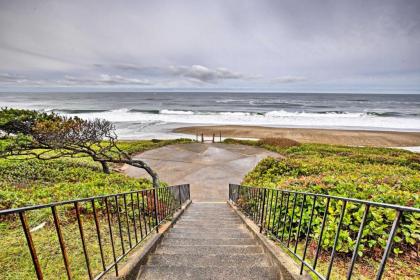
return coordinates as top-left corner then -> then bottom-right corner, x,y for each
137,202 -> 277,279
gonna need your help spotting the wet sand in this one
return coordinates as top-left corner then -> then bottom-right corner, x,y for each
174,125 -> 420,147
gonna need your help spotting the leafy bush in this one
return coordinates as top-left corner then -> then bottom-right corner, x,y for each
240,143 -> 420,258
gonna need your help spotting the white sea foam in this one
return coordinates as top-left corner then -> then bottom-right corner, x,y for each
160,109 -> 194,115
62,108 -> 420,133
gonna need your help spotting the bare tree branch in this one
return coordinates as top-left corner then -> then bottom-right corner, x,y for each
0,108 -> 160,187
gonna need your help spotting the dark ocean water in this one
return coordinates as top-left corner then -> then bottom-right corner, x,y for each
1,92 -> 419,138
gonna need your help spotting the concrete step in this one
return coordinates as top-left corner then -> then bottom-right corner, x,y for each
147,253 -> 270,267
172,221 -> 243,228
161,237 -> 256,246
154,245 -> 264,255
181,214 -> 237,218
180,218 -> 241,222
165,232 -> 251,239
169,227 -> 248,234
173,225 -> 245,230
175,220 -> 243,225
180,217 -> 241,221
138,265 -> 277,280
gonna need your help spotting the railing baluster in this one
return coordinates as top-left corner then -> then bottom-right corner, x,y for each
91,200 -> 106,271
281,193 -> 291,241
346,204 -> 370,279
249,188 -> 255,220
123,194 -> 132,248
114,196 -> 125,254
294,195 -> 306,253
258,188 -> 265,224
259,188 -> 267,233
178,185 -> 182,208
275,191 -> 285,237
74,202 -> 92,280
375,210 -> 402,280
313,197 -> 330,270
300,195 -> 317,274
269,190 -> 279,233
130,193 -> 138,244
253,188 -> 258,222
136,192 -> 144,240
153,188 -> 159,233
265,189 -> 274,230
149,190 -> 154,233
105,197 -> 118,276
166,188 -> 170,216
19,212 -> 44,280
326,200 -> 347,279
287,193 -> 298,247
51,206 -> 72,280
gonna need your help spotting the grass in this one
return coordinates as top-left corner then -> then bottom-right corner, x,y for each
225,138 -> 420,279
0,138 -> 191,280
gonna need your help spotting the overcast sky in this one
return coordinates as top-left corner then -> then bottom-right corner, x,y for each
0,0 -> 419,93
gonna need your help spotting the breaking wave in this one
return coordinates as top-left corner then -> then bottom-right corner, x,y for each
57,108 -> 420,131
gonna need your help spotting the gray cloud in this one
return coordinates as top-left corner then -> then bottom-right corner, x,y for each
0,0 -> 419,91
0,73 -> 26,83
168,65 -> 244,83
62,74 -> 151,86
271,76 -> 306,84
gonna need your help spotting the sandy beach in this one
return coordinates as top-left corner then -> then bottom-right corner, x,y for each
174,125 -> 420,147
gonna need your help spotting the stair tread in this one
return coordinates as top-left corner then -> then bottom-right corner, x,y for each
154,245 -> 263,255
147,253 -> 270,267
138,265 -> 277,280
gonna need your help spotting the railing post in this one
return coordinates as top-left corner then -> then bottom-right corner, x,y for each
52,206 -> 72,280
376,210 -> 402,280
19,212 -> 44,280
259,188 -> 267,233
153,188 -> 159,233
201,133 -> 204,143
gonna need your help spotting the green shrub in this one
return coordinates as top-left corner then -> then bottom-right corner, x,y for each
241,143 -> 420,257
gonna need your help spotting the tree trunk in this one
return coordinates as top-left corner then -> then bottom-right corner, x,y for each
101,157 -> 160,188
100,160 -> 110,174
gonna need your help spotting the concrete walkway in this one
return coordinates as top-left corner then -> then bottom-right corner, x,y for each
123,143 -> 277,202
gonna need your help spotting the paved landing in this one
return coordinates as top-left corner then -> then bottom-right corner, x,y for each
123,143 -> 277,202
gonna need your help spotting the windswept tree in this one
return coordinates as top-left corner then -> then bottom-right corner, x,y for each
0,108 -> 160,187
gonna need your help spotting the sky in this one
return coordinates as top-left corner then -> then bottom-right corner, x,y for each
0,0 -> 419,93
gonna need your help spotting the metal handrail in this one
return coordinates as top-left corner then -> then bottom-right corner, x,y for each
0,184 -> 190,280
229,183 -> 419,280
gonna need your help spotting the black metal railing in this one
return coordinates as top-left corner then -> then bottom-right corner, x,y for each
0,184 -> 190,280
229,184 -> 420,280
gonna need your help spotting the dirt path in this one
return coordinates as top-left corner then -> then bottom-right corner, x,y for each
122,143 -> 277,202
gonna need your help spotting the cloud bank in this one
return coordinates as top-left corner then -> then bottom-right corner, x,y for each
0,0 -> 419,92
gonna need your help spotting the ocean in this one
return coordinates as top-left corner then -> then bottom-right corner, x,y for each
1,92 -> 420,139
